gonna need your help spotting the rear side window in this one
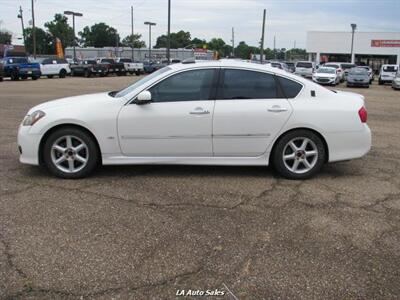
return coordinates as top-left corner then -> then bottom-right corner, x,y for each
220,69 -> 279,99
276,76 -> 303,98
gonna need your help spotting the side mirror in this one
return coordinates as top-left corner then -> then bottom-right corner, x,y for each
136,91 -> 152,104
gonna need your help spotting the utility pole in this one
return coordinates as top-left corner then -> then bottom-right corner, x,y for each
131,5 -> 134,60
166,0 -> 171,64
350,23 -> 357,64
273,35 -> 276,59
231,27 -> 235,57
294,40 -> 296,49
17,6 -> 26,49
31,0 -> 36,58
144,22 -> 156,61
260,9 -> 266,63
64,11 -> 83,62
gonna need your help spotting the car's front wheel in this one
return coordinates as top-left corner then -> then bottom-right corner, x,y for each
272,130 -> 326,179
43,127 -> 99,179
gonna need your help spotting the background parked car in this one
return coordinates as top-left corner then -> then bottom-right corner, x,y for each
392,72 -> 400,90
97,58 -> 126,76
270,61 -> 290,72
340,63 -> 356,79
284,62 -> 295,72
70,59 -> 108,77
324,62 -> 345,82
357,66 -> 374,83
379,64 -> 399,85
0,61 -> 3,81
143,60 -> 165,73
346,67 -> 370,88
37,57 -> 71,78
312,67 -> 339,85
2,57 -> 41,80
116,58 -> 143,75
294,61 -> 314,78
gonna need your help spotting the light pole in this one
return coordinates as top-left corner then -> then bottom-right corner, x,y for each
144,21 -> 156,61
166,0 -> 171,64
64,10 -> 83,62
17,6 -> 26,50
350,23 -> 357,64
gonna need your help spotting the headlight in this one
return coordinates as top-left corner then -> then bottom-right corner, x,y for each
22,110 -> 46,126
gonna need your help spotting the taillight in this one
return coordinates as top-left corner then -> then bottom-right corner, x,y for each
358,107 -> 367,123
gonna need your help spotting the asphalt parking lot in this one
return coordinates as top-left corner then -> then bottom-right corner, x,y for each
1,76 -> 399,299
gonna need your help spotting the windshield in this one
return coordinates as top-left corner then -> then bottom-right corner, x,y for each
102,59 -> 115,64
383,66 -> 398,72
119,58 -> 132,62
296,62 -> 312,68
7,57 -> 28,64
341,64 -> 355,69
324,64 -> 339,69
317,68 -> 335,74
115,67 -> 172,98
349,68 -> 368,75
84,60 -> 96,65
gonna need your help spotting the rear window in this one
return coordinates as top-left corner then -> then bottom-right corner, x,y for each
119,58 -> 132,62
277,76 -> 303,98
383,66 -> 398,72
296,62 -> 312,68
102,59 -> 115,63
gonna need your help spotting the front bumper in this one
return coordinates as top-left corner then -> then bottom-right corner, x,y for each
17,125 -> 41,165
347,80 -> 369,86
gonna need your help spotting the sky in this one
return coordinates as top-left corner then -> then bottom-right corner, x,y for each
1,0 -> 399,49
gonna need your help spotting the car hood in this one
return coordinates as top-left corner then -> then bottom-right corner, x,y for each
27,92 -> 116,114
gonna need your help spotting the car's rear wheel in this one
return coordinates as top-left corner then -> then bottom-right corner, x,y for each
59,69 -> 67,78
47,75 -> 54,79
43,127 -> 99,179
272,130 -> 326,179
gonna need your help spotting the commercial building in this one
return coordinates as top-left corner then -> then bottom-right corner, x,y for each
64,47 -> 213,61
306,31 -> 400,72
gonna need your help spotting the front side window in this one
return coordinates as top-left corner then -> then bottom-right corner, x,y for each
149,69 -> 215,102
220,69 -> 278,99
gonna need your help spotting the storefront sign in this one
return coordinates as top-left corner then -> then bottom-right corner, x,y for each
371,40 -> 400,47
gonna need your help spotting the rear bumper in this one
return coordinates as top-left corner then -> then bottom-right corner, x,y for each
326,125 -> 371,162
19,69 -> 41,76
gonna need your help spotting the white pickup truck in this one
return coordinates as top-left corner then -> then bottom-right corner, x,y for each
116,58 -> 144,75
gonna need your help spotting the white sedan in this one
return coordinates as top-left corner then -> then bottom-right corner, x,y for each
312,67 -> 340,85
18,60 -> 371,179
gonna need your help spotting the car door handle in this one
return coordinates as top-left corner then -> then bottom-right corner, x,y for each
268,106 -> 288,113
190,108 -> 210,115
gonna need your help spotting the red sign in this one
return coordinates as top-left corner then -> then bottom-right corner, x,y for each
371,40 -> 400,47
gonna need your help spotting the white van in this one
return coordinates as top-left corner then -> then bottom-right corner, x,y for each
379,64 -> 399,85
294,61 -> 315,78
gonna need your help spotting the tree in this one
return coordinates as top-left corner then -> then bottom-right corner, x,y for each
44,14 -> 74,50
234,41 -> 253,59
23,27 -> 53,54
121,33 -> 146,48
207,38 -> 226,54
0,30 -> 12,44
191,37 -> 206,48
154,30 -> 191,48
79,23 -> 120,47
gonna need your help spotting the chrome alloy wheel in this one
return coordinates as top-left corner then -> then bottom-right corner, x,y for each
282,137 -> 318,174
50,135 -> 89,173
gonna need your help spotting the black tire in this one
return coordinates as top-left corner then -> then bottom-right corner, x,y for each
43,127 -> 100,179
47,75 -> 54,79
31,76 -> 39,80
21,75 -> 28,80
59,69 -> 67,78
84,70 -> 91,78
10,70 -> 19,81
135,71 -> 140,76
0,76 -> 3,82
271,130 -> 326,180
378,78 -> 383,85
